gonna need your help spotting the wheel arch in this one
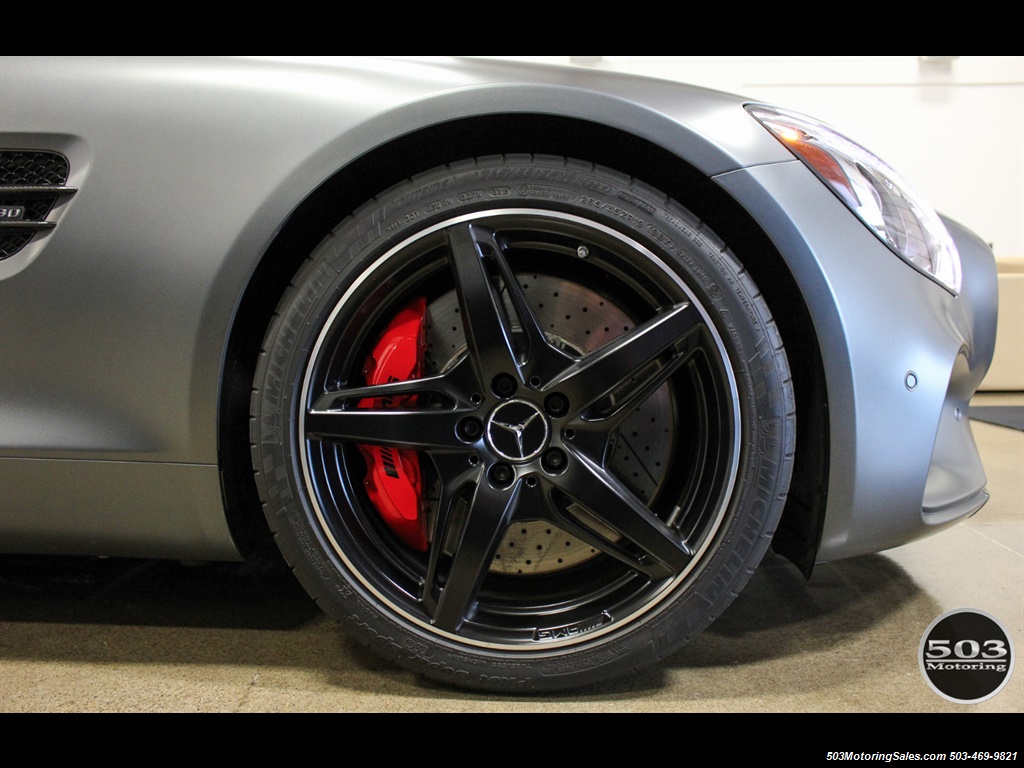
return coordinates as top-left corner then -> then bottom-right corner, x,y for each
217,112 -> 828,572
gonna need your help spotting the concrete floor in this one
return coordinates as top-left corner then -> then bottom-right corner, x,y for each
1,396 -> 1021,713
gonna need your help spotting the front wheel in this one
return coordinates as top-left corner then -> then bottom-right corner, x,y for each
250,156 -> 794,692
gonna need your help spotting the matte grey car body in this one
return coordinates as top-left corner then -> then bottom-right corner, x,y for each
0,57 -> 997,690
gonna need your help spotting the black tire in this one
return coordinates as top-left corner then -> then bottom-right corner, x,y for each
251,156 -> 794,692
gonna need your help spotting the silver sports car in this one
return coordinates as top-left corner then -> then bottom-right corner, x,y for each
0,57 -> 997,692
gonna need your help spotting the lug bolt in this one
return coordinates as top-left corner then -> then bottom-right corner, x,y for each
489,463 -> 515,488
542,448 -> 567,473
492,373 -> 517,398
545,392 -> 569,418
457,417 -> 483,442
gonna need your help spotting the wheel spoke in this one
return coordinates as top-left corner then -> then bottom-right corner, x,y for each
305,406 -> 467,450
311,355 -> 478,412
430,478 -> 521,632
470,225 -> 576,384
551,302 -> 701,420
312,376 -> 444,411
446,222 -> 573,384
307,355 -> 481,450
421,454 -> 482,616
555,449 -> 694,578
446,222 -> 521,380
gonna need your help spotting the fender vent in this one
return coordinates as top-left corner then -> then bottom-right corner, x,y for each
1,150 -> 76,261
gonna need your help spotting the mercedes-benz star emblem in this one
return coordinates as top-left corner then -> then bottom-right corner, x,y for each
486,400 -> 550,462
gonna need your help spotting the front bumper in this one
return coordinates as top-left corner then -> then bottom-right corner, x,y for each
918,216 -> 997,525
716,160 -> 997,562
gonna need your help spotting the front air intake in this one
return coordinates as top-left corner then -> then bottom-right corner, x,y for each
0,150 -> 76,260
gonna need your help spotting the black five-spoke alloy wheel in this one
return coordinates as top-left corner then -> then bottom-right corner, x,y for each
251,156 -> 794,692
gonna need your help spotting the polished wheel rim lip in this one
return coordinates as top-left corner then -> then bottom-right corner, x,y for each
298,207 -> 742,652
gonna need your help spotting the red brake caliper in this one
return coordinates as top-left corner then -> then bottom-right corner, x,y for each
357,297 -> 428,551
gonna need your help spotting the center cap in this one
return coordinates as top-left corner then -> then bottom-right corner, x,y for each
485,399 -> 550,462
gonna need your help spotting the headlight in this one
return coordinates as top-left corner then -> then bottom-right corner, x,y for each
746,104 -> 961,294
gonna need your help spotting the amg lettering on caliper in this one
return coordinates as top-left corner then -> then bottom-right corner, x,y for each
357,297 -> 428,551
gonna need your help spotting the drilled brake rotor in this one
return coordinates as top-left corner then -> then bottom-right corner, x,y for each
424,274 -> 675,575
